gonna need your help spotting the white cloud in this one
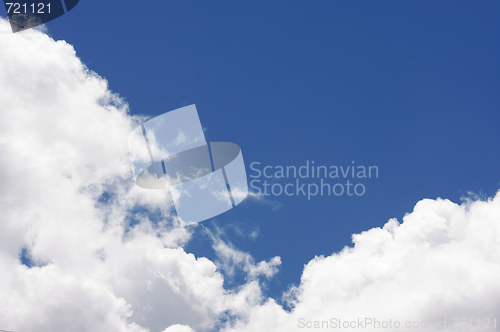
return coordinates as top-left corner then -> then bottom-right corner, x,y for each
162,325 -> 195,332
0,18 -> 269,332
221,194 -> 500,332
209,229 -> 281,280
1,17 -> 500,332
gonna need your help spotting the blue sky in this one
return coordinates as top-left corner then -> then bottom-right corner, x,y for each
1,1 -> 500,330
14,0 -> 498,300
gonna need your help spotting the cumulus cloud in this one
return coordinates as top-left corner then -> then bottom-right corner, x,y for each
221,193 -> 500,332
1,17 -> 500,332
162,325 -> 195,332
0,18 -> 270,332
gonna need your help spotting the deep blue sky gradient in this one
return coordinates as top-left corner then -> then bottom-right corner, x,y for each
4,0 -> 499,303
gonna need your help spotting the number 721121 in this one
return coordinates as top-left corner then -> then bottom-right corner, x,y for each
5,3 -> 51,14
